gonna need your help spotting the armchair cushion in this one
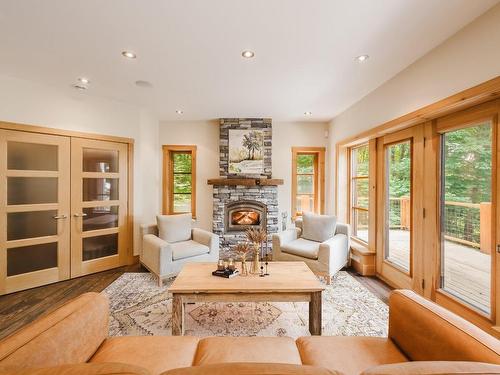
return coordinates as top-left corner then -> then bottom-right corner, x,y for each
281,238 -> 320,260
156,214 -> 192,243
302,213 -> 337,242
171,241 -> 209,261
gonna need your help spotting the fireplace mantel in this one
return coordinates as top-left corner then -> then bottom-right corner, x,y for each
208,178 -> 284,186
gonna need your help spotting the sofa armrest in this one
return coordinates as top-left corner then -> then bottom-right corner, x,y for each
389,290 -> 500,363
192,228 -> 219,255
334,222 -> 350,237
140,223 -> 158,237
142,234 -> 172,275
317,234 -> 349,274
272,229 -> 301,260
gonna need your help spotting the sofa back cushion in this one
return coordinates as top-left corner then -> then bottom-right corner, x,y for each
157,214 -> 192,243
301,213 -> 336,243
193,337 -> 302,366
389,290 -> 500,364
0,293 -> 109,370
361,361 -> 500,375
162,363 -> 343,375
0,362 -> 151,375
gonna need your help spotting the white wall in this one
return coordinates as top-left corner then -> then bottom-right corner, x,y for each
327,3 -> 500,214
0,75 -> 160,255
159,120 -> 329,231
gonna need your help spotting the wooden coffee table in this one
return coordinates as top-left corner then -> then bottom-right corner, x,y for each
168,261 -> 325,336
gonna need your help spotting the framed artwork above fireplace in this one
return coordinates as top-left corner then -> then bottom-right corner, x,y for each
228,129 -> 264,175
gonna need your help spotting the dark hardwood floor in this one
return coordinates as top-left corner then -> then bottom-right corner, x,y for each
0,265 -> 391,340
0,263 -> 145,340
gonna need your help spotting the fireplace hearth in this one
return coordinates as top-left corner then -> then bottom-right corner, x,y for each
225,200 -> 266,232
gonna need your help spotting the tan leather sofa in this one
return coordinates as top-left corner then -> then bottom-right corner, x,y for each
0,290 -> 498,375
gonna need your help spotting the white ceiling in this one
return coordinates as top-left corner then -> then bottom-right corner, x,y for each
0,0 -> 498,122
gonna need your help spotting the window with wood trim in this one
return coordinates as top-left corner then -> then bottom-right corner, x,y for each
349,144 -> 369,243
292,147 -> 325,217
162,145 -> 196,217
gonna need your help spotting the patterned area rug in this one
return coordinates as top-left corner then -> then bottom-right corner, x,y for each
103,271 -> 388,338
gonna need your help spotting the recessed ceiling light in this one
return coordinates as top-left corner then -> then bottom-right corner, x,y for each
176,110 -> 183,115
135,80 -> 153,88
355,54 -> 369,62
304,111 -> 312,116
77,77 -> 90,84
242,50 -> 255,58
122,50 -> 137,59
73,84 -> 88,90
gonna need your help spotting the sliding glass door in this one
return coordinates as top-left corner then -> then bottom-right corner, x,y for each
376,125 -> 424,291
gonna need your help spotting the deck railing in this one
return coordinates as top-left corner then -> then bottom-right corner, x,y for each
389,197 -> 491,254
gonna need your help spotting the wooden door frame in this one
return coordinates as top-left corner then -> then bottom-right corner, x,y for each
430,100 -> 499,333
375,125 -> 424,292
0,121 -> 136,270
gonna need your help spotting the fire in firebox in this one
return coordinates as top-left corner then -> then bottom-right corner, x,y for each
231,211 -> 260,226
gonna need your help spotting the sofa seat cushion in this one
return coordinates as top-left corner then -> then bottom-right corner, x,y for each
0,362 -> 151,375
171,241 -> 209,261
361,361 -> 500,375
281,238 -> 320,260
296,337 -> 408,375
161,363 -> 343,375
193,337 -> 302,365
90,337 -> 199,375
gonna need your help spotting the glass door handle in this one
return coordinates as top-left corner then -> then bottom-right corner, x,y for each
73,213 -> 88,217
53,214 -> 68,220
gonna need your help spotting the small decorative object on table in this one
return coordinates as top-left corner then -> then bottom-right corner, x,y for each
212,258 -> 239,278
246,228 -> 267,275
233,243 -> 251,276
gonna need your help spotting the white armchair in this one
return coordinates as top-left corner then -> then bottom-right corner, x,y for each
272,213 -> 350,284
140,214 -> 219,286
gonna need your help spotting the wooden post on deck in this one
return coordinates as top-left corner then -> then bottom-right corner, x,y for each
480,202 -> 491,255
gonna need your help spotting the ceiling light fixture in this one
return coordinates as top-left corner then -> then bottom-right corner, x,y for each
176,110 -> 183,115
73,84 -> 88,90
122,50 -> 137,59
77,77 -> 90,84
355,54 -> 369,62
242,50 -> 255,58
304,111 -> 312,116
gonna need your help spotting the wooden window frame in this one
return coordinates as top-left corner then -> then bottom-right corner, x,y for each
291,147 -> 325,218
162,145 -> 197,218
348,143 -> 370,244
334,77 -> 500,337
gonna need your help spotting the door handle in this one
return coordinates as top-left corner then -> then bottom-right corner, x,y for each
52,214 -> 68,220
73,213 -> 88,217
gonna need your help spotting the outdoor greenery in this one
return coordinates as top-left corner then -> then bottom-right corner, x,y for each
297,154 -> 315,195
443,123 -> 491,203
172,152 -> 192,213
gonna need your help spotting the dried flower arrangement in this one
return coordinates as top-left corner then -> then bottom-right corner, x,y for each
246,228 -> 267,274
246,228 -> 267,245
233,242 -> 251,276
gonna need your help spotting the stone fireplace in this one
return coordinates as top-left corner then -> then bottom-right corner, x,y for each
209,118 -> 282,258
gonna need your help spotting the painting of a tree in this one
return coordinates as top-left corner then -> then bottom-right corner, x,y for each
229,129 -> 264,174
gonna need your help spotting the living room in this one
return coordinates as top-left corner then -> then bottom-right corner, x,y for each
0,1 -> 499,374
